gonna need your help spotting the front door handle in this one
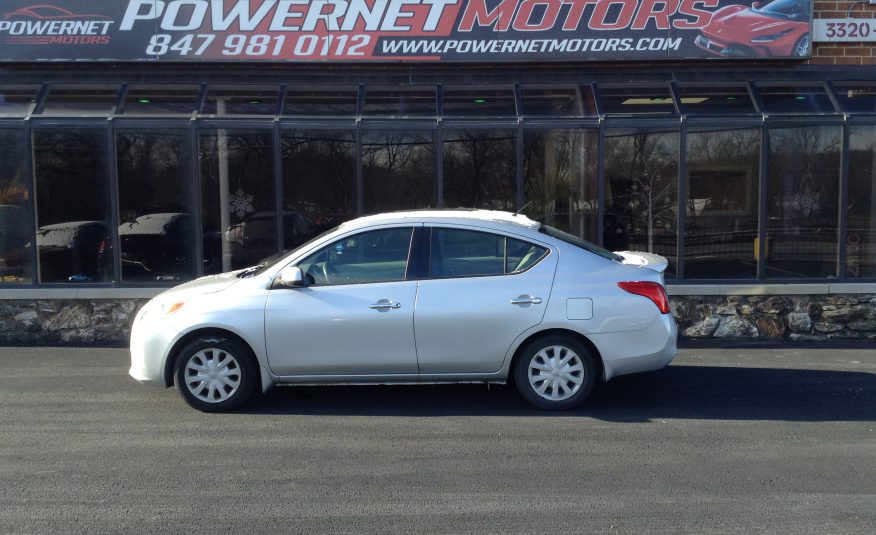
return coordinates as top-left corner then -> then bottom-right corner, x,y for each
370,299 -> 402,310
510,295 -> 543,305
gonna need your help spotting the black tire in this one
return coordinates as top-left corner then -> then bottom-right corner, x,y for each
173,336 -> 258,412
792,33 -> 809,57
513,335 -> 597,410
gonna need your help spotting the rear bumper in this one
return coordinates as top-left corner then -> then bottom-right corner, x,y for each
590,314 -> 678,381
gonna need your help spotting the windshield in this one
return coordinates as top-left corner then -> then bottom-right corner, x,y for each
753,0 -> 808,21
540,225 -> 623,262
236,224 -> 341,278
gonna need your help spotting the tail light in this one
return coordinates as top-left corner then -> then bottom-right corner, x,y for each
618,281 -> 670,314
98,239 -> 112,256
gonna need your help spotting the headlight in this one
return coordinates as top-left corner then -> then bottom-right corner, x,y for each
751,29 -> 793,42
139,299 -> 185,321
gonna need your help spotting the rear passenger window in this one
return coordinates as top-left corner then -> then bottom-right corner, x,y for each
430,229 -> 548,278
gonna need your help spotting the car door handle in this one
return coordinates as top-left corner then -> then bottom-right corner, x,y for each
510,295 -> 543,305
370,300 -> 402,310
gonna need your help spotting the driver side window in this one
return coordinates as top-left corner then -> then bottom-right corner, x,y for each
296,227 -> 414,286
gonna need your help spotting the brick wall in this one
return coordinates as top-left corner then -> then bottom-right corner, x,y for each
810,0 -> 876,64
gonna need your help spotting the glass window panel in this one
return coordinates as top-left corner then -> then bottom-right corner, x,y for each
116,130 -> 195,283
0,130 -> 32,283
283,87 -> 358,116
523,129 -> 599,243
122,85 -> 199,115
442,129 -> 516,211
832,83 -> 876,114
684,128 -> 761,279
676,84 -> 757,115
756,85 -> 836,114
40,85 -> 120,116
0,86 -> 39,117
520,85 -> 596,117
199,129 -> 276,273
362,86 -> 436,117
506,238 -> 548,274
430,228 -> 504,278
766,126 -> 841,278
202,86 -> 279,115
443,86 -> 516,117
297,227 -> 413,285
281,130 -> 356,249
362,131 -> 436,213
604,128 -> 679,278
33,130 -> 113,283
847,125 -> 876,277
599,85 -> 675,115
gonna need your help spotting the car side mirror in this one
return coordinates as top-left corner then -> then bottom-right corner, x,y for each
275,266 -> 304,288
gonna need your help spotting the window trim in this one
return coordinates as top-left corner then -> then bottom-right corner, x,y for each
424,226 -> 550,281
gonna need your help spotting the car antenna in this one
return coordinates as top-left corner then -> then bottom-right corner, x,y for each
514,201 -> 532,216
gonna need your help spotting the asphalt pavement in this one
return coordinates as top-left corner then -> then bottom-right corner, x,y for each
1,346 -> 875,534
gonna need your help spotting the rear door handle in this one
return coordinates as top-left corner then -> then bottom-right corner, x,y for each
370,299 -> 402,310
510,295 -> 543,305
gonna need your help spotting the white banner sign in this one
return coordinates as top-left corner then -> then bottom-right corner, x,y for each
814,19 -> 876,42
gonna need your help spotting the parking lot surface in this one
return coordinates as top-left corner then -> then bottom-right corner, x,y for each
1,346 -> 875,534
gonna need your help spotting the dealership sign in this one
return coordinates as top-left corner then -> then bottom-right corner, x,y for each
0,0 -> 813,62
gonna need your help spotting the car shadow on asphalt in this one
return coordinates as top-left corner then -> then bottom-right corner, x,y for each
243,364 -> 876,422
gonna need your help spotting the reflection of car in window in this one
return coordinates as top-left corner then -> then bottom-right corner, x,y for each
37,221 -> 112,283
224,211 -> 316,268
695,0 -> 810,58
119,213 -> 195,282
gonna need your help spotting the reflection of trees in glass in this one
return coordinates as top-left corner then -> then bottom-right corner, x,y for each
362,131 -> 435,213
443,130 -> 515,210
605,130 -> 678,253
848,125 -> 876,277
523,130 -> 597,242
282,132 -> 355,222
116,131 -> 190,223
766,126 -> 840,278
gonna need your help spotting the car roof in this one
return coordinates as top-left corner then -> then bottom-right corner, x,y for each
340,209 -> 541,232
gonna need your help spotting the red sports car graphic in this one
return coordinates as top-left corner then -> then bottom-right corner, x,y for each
2,4 -> 110,21
696,0 -> 810,58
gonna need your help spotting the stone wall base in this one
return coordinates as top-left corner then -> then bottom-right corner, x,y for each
1,295 -> 875,345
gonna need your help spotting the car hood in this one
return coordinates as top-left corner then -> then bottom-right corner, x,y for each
615,251 -> 670,274
710,9 -> 799,33
158,270 -> 242,299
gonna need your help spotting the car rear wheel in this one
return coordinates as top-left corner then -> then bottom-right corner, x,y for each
514,335 -> 597,410
793,34 -> 809,57
174,336 -> 258,412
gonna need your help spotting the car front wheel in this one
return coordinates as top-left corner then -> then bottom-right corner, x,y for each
514,335 -> 597,410
173,336 -> 258,412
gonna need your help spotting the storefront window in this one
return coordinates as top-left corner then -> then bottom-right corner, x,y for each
832,84 -> 876,114
519,85 -> 596,117
0,86 -> 39,117
40,85 -> 120,116
523,129 -> 598,243
283,87 -> 358,116
443,86 -> 516,117
676,84 -> 757,115
847,125 -> 876,277
766,126 -> 841,278
362,87 -> 436,117
756,85 -> 836,114
685,128 -> 761,278
121,85 -> 200,116
599,85 -> 676,115
362,131 -> 435,213
116,130 -> 195,283
201,86 -> 279,116
199,129 -> 276,273
281,130 -> 356,247
33,130 -> 113,283
442,129 -> 516,210
605,128 -> 679,276
0,129 -> 31,283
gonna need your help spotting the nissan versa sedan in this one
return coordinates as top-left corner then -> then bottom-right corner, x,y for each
130,210 -> 677,412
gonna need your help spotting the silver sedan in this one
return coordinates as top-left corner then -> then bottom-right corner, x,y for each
130,210 -> 677,411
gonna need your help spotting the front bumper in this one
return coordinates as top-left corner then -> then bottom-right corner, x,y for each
128,303 -> 176,387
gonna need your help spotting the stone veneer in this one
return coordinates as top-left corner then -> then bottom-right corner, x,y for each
0,295 -> 875,345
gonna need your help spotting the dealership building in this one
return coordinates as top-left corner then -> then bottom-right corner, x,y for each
0,0 -> 875,344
